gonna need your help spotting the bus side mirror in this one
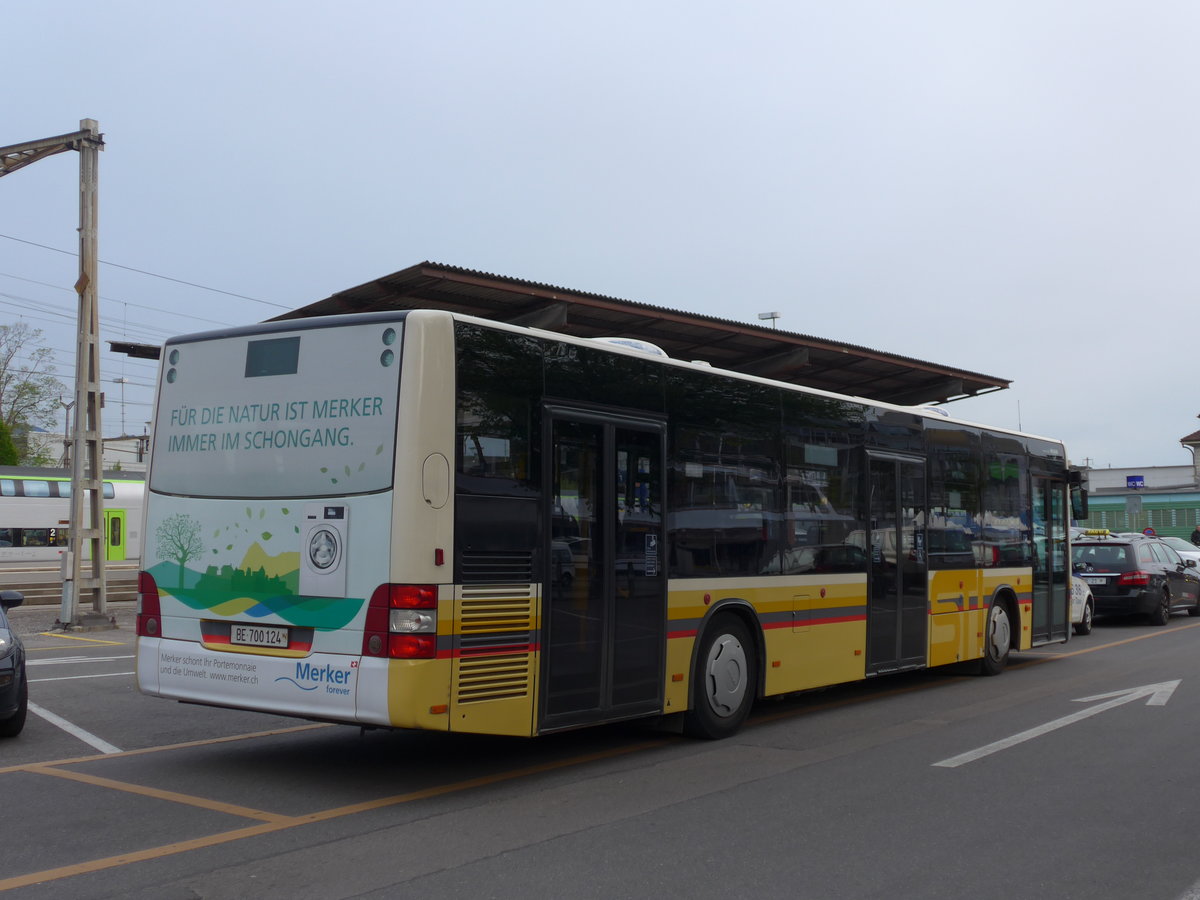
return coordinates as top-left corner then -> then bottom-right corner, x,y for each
1071,487 -> 1088,521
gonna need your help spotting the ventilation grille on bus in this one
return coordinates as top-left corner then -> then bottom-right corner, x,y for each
456,586 -> 536,705
460,550 -> 534,585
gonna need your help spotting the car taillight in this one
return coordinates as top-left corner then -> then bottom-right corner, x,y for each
362,584 -> 438,659
1118,570 -> 1151,587
136,571 -> 161,637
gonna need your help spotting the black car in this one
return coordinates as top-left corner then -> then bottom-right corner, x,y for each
1072,533 -> 1200,625
0,590 -> 27,737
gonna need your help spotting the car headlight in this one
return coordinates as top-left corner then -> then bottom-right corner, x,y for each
0,627 -> 13,660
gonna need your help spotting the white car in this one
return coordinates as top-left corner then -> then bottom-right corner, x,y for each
1070,576 -> 1094,636
1159,536 -> 1200,567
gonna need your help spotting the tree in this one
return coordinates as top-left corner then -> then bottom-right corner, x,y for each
155,513 -> 205,587
0,321 -> 67,429
0,418 -> 17,465
0,322 -> 68,465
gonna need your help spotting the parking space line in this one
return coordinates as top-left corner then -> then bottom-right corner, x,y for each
1020,620 -> 1200,663
0,722 -> 331,775
0,821 -> 291,893
0,738 -> 668,893
27,702 -> 122,754
31,671 -> 136,683
29,655 -> 136,666
29,766 -> 293,823
36,633 -> 126,646
7,623 -> 1195,893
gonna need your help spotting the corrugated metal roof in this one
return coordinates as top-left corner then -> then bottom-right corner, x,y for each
272,261 -> 1008,405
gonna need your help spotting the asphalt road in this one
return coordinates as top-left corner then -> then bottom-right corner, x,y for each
5,607 -> 1200,900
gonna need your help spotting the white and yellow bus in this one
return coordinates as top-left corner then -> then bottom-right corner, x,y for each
136,310 -> 1084,738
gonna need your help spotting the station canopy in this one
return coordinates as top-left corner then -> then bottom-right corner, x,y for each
117,261 -> 1009,406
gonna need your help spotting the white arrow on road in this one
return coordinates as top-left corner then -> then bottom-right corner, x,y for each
933,679 -> 1180,768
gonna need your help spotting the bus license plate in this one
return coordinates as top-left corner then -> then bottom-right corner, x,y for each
231,624 -> 288,648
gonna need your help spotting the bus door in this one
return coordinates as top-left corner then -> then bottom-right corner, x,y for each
104,509 -> 126,561
1030,476 -> 1069,643
542,409 -> 666,731
866,454 -> 927,674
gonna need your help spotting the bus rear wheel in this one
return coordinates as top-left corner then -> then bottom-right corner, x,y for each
684,616 -> 756,740
977,600 -> 1011,676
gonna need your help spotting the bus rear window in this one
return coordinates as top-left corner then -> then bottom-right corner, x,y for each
150,322 -> 402,499
245,336 -> 301,377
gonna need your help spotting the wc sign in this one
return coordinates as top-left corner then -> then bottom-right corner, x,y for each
1126,475 -> 1145,490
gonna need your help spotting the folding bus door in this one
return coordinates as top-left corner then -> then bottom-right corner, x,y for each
541,409 -> 666,732
867,454 -> 927,675
1030,476 -> 1070,644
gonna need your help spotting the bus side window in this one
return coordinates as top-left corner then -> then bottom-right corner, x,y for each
0,527 -> 13,547
0,480 -> 14,497
454,323 -> 540,493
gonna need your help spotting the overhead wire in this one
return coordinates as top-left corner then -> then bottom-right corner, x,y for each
0,232 -> 291,310
0,230 -> 296,433
0,271 -> 237,329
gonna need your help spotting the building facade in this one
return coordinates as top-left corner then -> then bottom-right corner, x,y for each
1080,430 -> 1200,539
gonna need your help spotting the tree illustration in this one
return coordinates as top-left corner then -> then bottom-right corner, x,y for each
156,514 -> 204,587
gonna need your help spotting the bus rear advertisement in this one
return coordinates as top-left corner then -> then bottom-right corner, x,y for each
137,309 -> 1083,739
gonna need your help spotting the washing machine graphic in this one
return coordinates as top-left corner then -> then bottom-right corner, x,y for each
300,503 -> 349,597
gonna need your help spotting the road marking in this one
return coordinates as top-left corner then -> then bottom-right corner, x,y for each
36,632 -> 125,645
3,625 -> 1193,891
1176,876 -> 1200,900
30,766 -> 292,823
28,655 -> 136,666
31,671 -> 135,684
0,738 -> 669,893
27,702 -> 123,755
0,722 -> 331,775
933,679 -> 1180,768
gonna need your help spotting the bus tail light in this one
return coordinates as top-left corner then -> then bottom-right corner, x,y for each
363,584 -> 438,659
1118,571 -> 1151,587
137,571 -> 161,637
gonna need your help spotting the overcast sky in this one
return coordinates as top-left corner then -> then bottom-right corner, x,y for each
3,1 -> 1197,470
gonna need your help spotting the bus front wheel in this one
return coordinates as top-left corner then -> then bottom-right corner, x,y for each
684,616 -> 756,739
977,600 -> 1011,676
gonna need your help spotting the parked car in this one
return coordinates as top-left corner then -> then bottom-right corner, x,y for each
1071,532 -> 1200,625
1159,536 -> 1200,567
550,541 -> 575,591
0,590 -> 27,737
1070,577 -> 1094,635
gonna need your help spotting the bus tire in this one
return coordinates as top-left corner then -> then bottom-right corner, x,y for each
684,615 -> 756,740
977,599 -> 1011,676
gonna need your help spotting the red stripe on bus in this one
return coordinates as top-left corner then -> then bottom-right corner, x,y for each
670,614 -> 866,640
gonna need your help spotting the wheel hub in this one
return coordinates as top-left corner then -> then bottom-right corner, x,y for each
988,605 -> 1010,657
704,634 -> 748,718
